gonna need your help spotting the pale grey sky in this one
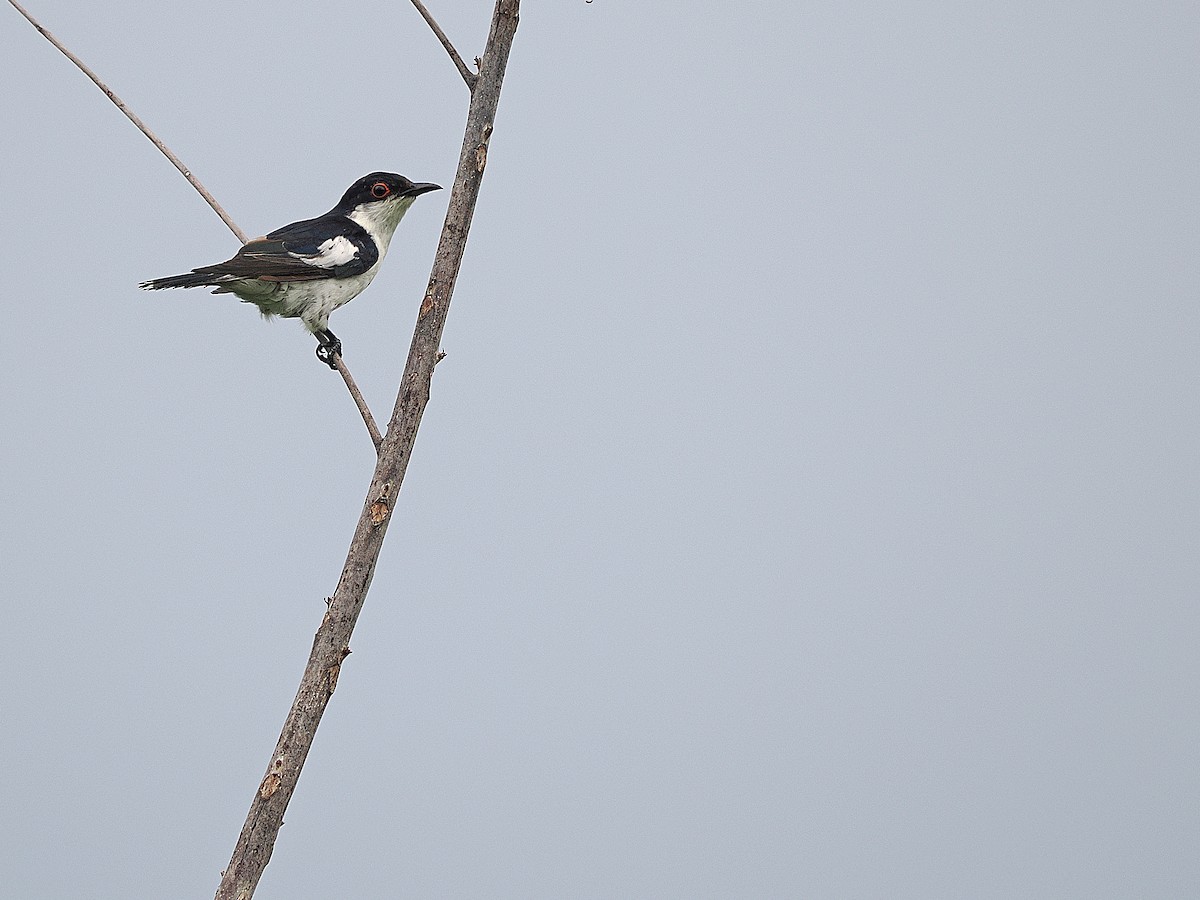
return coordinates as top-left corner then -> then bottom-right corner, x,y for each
2,2 -> 1198,898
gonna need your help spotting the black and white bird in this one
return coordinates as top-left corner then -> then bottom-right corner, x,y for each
141,172 -> 441,368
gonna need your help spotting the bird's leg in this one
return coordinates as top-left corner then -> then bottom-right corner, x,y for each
314,329 -> 342,369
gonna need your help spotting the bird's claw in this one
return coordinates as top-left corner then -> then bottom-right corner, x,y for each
316,341 -> 342,370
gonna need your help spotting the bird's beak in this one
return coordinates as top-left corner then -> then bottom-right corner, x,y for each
403,182 -> 442,197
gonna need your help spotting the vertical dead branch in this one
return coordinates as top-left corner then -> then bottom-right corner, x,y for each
214,1 -> 520,897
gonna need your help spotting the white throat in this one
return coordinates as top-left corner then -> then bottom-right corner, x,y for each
347,195 -> 418,258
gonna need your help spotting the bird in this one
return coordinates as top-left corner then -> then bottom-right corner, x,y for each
141,172 -> 441,368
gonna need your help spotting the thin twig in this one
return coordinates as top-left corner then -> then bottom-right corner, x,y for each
7,0 -> 247,244
333,355 -> 383,453
215,1 -> 520,896
408,0 -> 478,89
9,0 -> 388,450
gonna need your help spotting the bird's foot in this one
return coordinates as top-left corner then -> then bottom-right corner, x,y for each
316,339 -> 342,370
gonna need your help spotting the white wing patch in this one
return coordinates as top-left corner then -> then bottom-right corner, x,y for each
291,235 -> 359,269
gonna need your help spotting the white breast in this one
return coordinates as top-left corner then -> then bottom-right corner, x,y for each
278,267 -> 380,333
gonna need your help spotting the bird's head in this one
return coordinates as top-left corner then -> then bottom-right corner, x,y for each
335,172 -> 442,248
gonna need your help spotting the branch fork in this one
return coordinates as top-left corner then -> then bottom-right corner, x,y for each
409,0 -> 479,89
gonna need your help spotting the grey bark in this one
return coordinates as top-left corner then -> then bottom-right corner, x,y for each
214,3 -> 520,897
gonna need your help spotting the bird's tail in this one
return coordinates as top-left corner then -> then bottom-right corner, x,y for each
139,271 -> 217,291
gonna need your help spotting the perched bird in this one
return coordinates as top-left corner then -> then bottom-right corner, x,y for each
141,172 -> 441,368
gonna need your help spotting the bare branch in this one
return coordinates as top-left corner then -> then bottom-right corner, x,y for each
8,0 -> 391,447
215,1 -> 521,896
7,0 -> 247,244
408,0 -> 478,89
333,355 -> 383,453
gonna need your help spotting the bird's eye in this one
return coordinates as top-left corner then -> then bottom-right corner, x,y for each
370,182 -> 390,199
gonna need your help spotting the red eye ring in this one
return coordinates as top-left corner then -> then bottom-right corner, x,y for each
370,182 -> 390,198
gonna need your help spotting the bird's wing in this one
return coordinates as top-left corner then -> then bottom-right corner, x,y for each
195,216 -> 379,283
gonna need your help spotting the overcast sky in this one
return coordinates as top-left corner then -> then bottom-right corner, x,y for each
2,2 -> 1198,897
